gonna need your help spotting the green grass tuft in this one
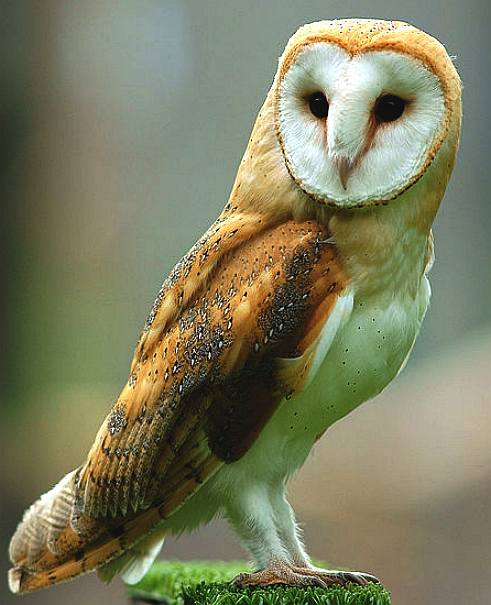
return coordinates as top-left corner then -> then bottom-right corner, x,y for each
127,561 -> 391,605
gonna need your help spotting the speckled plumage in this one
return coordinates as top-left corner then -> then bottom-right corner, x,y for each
9,216 -> 347,591
9,18 -> 461,594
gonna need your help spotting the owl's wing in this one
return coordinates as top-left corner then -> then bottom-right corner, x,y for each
9,211 -> 350,592
78,212 -> 349,517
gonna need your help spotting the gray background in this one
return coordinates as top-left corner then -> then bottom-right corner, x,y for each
1,2 -> 490,605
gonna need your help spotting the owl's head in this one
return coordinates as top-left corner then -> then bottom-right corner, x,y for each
273,19 -> 461,209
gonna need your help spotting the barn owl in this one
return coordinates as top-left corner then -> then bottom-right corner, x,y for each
9,18 -> 461,593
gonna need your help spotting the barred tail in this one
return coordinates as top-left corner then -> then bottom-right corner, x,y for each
8,463 -> 207,593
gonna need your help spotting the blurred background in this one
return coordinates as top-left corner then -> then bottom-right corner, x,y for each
1,2 -> 490,604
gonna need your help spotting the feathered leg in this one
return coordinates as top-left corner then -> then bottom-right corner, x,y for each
270,483 -> 380,586
227,481 -> 379,588
269,483 -> 310,566
225,484 -> 289,569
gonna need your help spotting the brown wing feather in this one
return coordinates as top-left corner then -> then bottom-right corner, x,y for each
9,211 -> 347,593
78,214 -> 346,517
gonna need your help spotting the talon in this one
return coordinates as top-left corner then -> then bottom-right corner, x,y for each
290,566 -> 380,587
305,575 -> 328,589
341,571 -> 366,586
363,573 -> 380,584
343,571 -> 380,586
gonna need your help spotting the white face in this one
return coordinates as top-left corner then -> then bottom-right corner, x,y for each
276,43 -> 446,208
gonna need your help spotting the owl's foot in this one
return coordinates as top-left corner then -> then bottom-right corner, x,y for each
232,560 -> 379,589
233,560 -> 328,589
291,564 -> 380,587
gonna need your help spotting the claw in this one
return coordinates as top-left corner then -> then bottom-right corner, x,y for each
291,566 -> 381,587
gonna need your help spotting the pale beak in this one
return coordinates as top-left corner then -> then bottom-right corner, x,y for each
335,156 -> 354,190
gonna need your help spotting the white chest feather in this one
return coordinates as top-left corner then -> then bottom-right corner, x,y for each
290,279 -> 430,436
235,277 -> 429,478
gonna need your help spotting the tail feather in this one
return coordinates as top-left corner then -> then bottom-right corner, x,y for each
8,461 -> 213,594
9,470 -> 78,567
8,504 -> 165,593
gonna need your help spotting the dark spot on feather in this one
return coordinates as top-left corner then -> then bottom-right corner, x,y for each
107,407 -> 126,436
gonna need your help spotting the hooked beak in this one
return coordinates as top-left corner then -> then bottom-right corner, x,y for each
334,155 -> 355,190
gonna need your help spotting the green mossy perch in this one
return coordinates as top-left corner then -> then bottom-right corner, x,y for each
127,561 -> 391,605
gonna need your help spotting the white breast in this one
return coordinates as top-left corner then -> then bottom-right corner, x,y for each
302,278 -> 431,430
220,275 -> 431,485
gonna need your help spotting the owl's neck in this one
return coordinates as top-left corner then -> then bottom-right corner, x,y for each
327,186 -> 441,300
328,131 -> 458,299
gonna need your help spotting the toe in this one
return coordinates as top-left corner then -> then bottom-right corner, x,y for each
336,571 -> 381,586
291,566 -> 380,587
300,574 -> 328,589
232,572 -> 249,586
346,571 -> 380,585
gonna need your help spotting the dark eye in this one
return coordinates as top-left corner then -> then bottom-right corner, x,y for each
308,91 -> 329,119
375,94 -> 406,122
